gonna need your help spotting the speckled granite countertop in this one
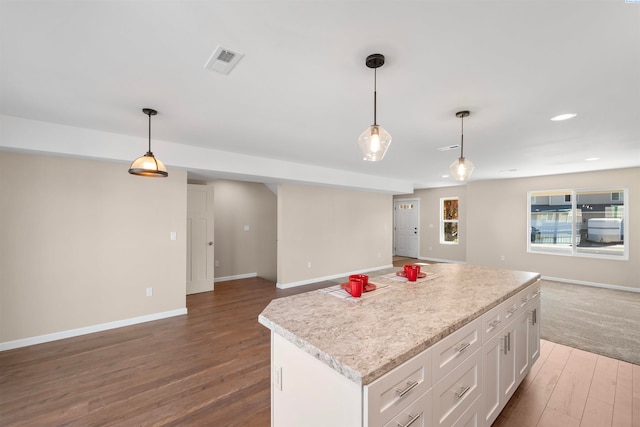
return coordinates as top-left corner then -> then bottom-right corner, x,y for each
258,264 -> 540,385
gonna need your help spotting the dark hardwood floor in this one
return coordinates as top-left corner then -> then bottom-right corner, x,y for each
0,277 -> 331,426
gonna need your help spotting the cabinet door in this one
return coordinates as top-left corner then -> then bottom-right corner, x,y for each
481,332 -> 503,426
515,309 -> 531,383
528,299 -> 541,365
500,322 -> 517,402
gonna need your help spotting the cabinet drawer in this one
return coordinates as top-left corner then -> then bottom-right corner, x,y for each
451,395 -> 481,427
432,349 -> 481,427
431,318 -> 481,384
502,294 -> 520,324
383,388 -> 433,427
481,301 -> 507,342
365,348 -> 432,426
517,281 -> 541,309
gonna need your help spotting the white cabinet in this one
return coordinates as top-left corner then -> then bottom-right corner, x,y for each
481,328 -> 513,426
452,396 -> 481,427
528,296 -> 541,366
500,321 -> 518,402
481,283 -> 541,426
365,347 -> 432,426
269,281 -> 541,427
383,389 -> 433,427
515,308 -> 531,383
432,349 -> 481,427
432,318 -> 482,384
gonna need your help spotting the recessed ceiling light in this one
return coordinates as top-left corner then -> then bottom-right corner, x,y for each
437,144 -> 460,152
441,174 -> 450,178
550,113 -> 577,121
584,157 -> 600,161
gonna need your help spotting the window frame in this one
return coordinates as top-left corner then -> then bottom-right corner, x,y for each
527,187 -> 628,260
440,197 -> 459,245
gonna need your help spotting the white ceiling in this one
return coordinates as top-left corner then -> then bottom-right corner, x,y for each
1,0 -> 639,193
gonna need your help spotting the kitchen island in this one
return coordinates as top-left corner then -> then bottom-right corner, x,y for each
259,263 -> 541,427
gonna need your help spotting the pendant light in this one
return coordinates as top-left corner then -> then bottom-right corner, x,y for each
358,53 -> 392,161
449,110 -> 474,181
128,108 -> 168,177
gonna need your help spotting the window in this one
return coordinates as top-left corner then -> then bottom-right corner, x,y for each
440,197 -> 459,244
528,188 -> 628,259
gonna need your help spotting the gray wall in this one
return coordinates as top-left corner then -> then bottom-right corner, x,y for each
0,151 -> 187,343
277,183 -> 393,287
211,179 -> 277,282
467,168 -> 638,289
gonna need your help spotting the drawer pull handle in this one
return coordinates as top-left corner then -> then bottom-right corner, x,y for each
488,319 -> 502,330
503,335 -> 508,355
455,385 -> 471,399
507,332 -> 511,352
396,380 -> 419,397
530,308 -> 537,325
397,412 -> 422,427
455,342 -> 471,353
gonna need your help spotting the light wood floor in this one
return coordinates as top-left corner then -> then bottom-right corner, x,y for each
494,340 -> 640,427
1,275 -> 638,426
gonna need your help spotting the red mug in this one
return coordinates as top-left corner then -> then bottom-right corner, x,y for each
348,277 -> 363,297
406,265 -> 421,282
349,274 -> 368,287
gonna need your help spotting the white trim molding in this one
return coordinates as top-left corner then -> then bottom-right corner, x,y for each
214,272 -> 258,283
542,276 -> 640,293
0,308 -> 188,352
276,264 -> 394,289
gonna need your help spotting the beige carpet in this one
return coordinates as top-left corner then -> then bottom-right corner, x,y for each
540,280 -> 640,365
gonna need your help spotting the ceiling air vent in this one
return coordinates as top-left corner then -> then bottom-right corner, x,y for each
437,144 -> 460,151
204,45 -> 244,75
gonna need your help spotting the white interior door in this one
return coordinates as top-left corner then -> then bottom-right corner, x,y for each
187,184 -> 214,294
394,199 -> 419,258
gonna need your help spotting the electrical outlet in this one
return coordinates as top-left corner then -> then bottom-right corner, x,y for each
307,261 -> 312,268
500,255 -> 506,261
146,287 -> 153,297
215,260 -> 220,267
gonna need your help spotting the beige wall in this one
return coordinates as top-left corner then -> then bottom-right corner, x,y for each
466,167 -> 639,289
395,186 -> 467,263
0,152 -> 187,343
210,180 -> 277,282
277,184 -> 393,286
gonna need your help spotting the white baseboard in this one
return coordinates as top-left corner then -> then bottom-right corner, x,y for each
0,308 -> 188,352
541,275 -> 640,293
418,256 -> 465,264
214,272 -> 258,283
276,264 -> 394,289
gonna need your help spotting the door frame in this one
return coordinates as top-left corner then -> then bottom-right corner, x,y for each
393,198 -> 420,258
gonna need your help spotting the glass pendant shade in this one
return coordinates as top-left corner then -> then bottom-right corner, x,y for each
450,157 -> 474,181
128,152 -> 168,177
359,124 -> 392,161
449,110 -> 474,181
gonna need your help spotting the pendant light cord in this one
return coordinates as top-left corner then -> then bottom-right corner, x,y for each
147,112 -> 152,154
373,67 -> 377,126
460,114 -> 464,158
